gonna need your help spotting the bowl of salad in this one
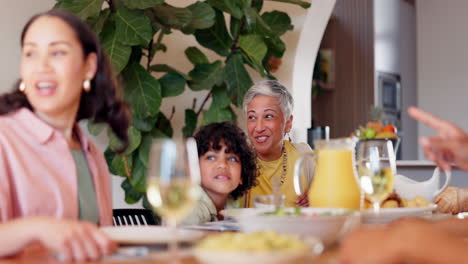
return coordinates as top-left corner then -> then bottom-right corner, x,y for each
221,207 -> 359,246
193,231 -> 314,264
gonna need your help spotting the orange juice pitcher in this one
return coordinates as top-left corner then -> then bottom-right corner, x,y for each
293,138 -> 361,209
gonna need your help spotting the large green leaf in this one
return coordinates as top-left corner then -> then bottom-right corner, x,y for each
111,153 -> 133,177
266,0 -> 311,8
185,47 -> 209,65
182,109 -> 198,138
122,62 -> 161,119
206,0 -> 243,19
188,61 -> 224,91
114,8 -> 153,46
183,2 -> 215,33
224,53 -> 253,107
235,0 -> 251,8
194,10 -> 232,56
160,72 -> 186,97
54,0 -> 104,20
149,64 -> 188,79
132,115 -> 157,132
108,126 -> 142,155
138,134 -> 153,167
247,9 -> 274,36
240,50 -> 268,77
230,17 -> 241,38
211,84 -> 231,108
238,34 -> 268,66
104,148 -> 117,174
152,4 -> 192,28
87,9 -> 110,36
202,105 -> 235,124
252,0 -> 264,11
261,11 -> 293,36
129,157 -> 147,192
264,35 -> 286,57
101,24 -> 132,74
121,0 -> 164,9
148,43 -> 167,61
152,112 -> 173,138
122,178 -> 143,204
243,6 -> 273,36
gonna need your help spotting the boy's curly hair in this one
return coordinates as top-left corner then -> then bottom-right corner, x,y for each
194,122 -> 257,200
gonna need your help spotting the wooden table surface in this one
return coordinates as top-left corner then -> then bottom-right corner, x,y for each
2,242 -> 339,264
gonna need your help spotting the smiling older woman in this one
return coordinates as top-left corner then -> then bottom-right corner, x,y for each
243,80 -> 312,208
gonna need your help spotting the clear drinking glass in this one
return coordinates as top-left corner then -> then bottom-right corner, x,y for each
356,139 -> 397,214
146,137 -> 201,262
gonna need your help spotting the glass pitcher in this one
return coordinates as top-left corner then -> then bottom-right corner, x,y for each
293,138 -> 361,209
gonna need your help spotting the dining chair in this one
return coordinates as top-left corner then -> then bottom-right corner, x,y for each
112,209 -> 160,226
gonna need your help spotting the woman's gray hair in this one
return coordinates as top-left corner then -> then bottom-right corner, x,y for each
242,80 -> 294,119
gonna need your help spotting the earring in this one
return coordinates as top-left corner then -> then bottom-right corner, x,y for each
287,133 -> 292,142
83,79 -> 91,92
19,81 -> 26,92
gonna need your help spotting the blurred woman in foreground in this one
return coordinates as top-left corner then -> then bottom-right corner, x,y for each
0,9 -> 129,261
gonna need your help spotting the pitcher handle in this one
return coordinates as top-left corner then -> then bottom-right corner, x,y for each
293,152 -> 316,196
433,168 -> 452,198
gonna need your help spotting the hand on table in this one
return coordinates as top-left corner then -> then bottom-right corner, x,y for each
408,107 -> 468,171
434,187 -> 461,214
33,217 -> 116,262
295,192 -> 309,207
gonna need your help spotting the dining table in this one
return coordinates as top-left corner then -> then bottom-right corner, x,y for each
2,233 -> 340,264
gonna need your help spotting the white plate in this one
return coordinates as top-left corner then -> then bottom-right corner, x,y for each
193,249 -> 308,264
101,226 -> 204,245
222,208 -> 359,246
362,204 -> 437,223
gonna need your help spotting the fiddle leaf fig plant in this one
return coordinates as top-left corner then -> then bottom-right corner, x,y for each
53,0 -> 310,207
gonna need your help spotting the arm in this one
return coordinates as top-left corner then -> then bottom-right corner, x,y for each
340,220 -> 468,264
0,217 -> 116,261
433,187 -> 468,214
408,107 -> 468,171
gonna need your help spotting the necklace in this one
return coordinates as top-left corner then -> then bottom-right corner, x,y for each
280,146 -> 287,185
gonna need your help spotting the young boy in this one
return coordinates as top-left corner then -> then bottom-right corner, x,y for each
182,122 -> 257,225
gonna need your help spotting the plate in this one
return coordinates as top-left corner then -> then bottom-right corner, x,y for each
101,226 -> 204,245
193,249 -> 308,264
362,204 -> 437,223
221,208 -> 360,246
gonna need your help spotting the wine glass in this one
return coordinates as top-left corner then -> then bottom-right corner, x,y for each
146,137 -> 201,261
356,139 -> 397,214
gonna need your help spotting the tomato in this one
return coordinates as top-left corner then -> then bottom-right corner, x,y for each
382,124 -> 397,133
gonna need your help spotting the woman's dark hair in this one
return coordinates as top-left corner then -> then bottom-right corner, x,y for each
194,122 -> 257,200
0,9 -> 129,151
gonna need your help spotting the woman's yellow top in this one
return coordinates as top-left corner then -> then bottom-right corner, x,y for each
245,140 -> 311,208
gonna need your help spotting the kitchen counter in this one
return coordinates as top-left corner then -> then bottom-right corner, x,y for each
396,160 -> 436,167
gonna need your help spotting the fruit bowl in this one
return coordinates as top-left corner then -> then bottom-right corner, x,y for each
356,138 -> 400,155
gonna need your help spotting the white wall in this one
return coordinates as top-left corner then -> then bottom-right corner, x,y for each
374,0 -> 418,160
417,0 -> 468,159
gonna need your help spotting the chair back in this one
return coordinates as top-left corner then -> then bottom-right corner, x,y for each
112,209 -> 159,226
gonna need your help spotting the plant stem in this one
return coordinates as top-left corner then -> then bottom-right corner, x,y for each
196,91 -> 213,116
168,106 -> 176,121
146,38 -> 154,71
147,31 -> 165,71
